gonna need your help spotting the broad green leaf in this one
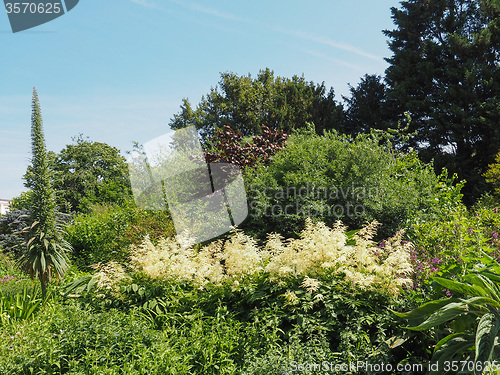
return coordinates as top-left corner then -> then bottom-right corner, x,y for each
392,298 -> 460,319
432,277 -> 488,298
346,229 -> 360,237
434,332 -> 471,353
476,253 -> 500,274
461,296 -> 500,310
27,236 -> 35,247
481,272 -> 500,285
475,313 -> 500,366
62,276 -> 92,297
464,274 -> 500,303
87,277 -> 98,292
429,334 -> 475,375
407,302 -> 470,331
40,252 -> 46,272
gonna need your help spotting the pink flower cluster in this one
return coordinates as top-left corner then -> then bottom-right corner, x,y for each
0,275 -> 16,283
407,247 -> 443,288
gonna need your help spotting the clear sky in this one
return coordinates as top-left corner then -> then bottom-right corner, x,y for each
0,0 -> 401,199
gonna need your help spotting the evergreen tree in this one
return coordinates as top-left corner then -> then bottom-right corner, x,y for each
384,0 -> 500,202
18,88 -> 70,298
342,74 -> 390,135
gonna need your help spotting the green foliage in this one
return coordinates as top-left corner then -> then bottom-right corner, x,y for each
0,285 -> 42,326
243,129 -> 462,240
8,191 -> 32,211
18,88 -> 71,299
484,151 -> 500,198
0,209 -> 30,257
406,203 -> 500,289
0,302 -> 169,375
0,252 -> 20,278
384,0 -> 500,203
169,68 -> 344,140
64,202 -> 175,270
110,269 -> 423,370
395,269 -> 500,374
342,74 -> 391,135
24,135 -> 133,214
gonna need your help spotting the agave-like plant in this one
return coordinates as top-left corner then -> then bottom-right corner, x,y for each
17,220 -> 72,299
395,253 -> 500,375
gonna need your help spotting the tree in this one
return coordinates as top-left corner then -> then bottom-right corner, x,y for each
342,74 -> 390,135
169,68 -> 344,140
24,135 -> 132,213
383,0 -> 500,203
8,190 -> 33,211
18,88 -> 71,298
483,150 -> 500,197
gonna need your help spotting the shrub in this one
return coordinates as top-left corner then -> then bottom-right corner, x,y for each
406,204 -> 500,290
242,128 -> 463,241
0,209 -> 30,257
484,150 -> 500,198
64,202 -> 175,270
115,267 -> 424,370
204,125 -> 288,169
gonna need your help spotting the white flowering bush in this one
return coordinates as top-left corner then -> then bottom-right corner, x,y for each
90,261 -> 128,298
128,218 -> 413,295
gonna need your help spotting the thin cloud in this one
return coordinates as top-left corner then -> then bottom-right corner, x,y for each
303,50 -> 367,72
167,0 -> 249,23
183,3 -> 245,22
129,0 -> 158,8
275,27 -> 383,62
129,0 -> 378,65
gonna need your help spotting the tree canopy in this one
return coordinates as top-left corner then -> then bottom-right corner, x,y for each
169,68 -> 344,140
383,0 -> 500,202
24,135 -> 132,213
342,74 -> 390,135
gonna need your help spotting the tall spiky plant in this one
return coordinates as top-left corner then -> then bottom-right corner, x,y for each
18,88 -> 71,298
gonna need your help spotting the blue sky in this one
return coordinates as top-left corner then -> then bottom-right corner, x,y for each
0,0 -> 401,199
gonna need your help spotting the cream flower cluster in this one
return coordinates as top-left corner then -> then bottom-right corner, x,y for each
91,261 -> 126,296
128,219 -> 414,294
